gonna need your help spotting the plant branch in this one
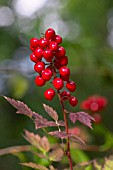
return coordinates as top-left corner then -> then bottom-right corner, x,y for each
57,91 -> 73,170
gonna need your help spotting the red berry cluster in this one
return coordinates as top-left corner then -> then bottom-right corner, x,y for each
30,28 -> 78,107
80,95 -> 108,124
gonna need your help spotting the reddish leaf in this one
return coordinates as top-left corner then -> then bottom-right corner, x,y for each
20,162 -> 49,170
49,131 -> 67,139
24,130 -> 41,149
69,111 -> 95,129
40,136 -> 50,152
4,96 -> 33,117
69,135 -> 85,146
43,104 -> 58,121
49,148 -> 64,162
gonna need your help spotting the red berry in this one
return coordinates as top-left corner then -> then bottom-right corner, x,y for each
30,53 -> 39,63
30,38 -> 39,48
30,45 -> 35,52
60,66 -> 70,77
60,75 -> 70,81
49,41 -> 58,51
34,61 -> 45,73
93,113 -> 102,124
44,88 -> 55,100
55,46 -> 66,58
39,37 -> 48,49
35,76 -> 45,86
90,102 -> 99,112
66,80 -> 76,92
53,78 -> 64,90
59,56 -> 68,66
69,96 -> 78,107
54,35 -> 62,44
45,28 -> 55,40
80,101 -> 90,110
42,68 -> 53,81
43,49 -> 54,62
61,91 -> 71,100
34,47 -> 43,60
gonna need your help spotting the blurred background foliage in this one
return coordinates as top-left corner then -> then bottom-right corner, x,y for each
0,0 -> 113,169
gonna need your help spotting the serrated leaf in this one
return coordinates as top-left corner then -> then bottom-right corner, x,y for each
69,135 -> 85,146
40,136 -> 50,153
35,120 -> 65,129
20,162 -> 49,170
43,104 -> 58,121
4,96 -> 33,117
24,130 -> 41,149
69,112 -> 94,129
49,131 -> 67,139
49,148 -> 64,162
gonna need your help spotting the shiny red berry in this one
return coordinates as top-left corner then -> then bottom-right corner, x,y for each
35,76 -> 45,86
34,61 -> 45,73
42,68 -> 53,81
30,38 -> 39,48
30,53 -> 39,63
54,35 -> 62,44
44,88 -> 55,100
49,41 -> 58,51
39,37 -> 48,49
61,91 -> 71,100
69,96 -> 78,107
59,56 -> 68,66
45,28 -> 55,40
66,80 -> 76,92
60,66 -> 70,77
34,47 -> 43,60
43,49 -> 54,62
56,46 -> 66,58
53,78 -> 64,90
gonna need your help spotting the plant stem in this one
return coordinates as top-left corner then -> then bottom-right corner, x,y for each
58,92 -> 73,170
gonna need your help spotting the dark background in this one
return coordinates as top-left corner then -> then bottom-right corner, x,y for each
0,0 -> 113,169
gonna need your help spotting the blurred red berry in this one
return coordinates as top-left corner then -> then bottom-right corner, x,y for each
93,113 -> 102,124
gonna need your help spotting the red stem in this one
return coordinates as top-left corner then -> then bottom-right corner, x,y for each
58,92 -> 73,170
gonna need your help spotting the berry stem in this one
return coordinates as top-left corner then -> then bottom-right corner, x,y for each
57,91 -> 73,170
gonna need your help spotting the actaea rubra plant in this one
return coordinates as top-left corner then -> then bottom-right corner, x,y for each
4,28 -> 95,170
